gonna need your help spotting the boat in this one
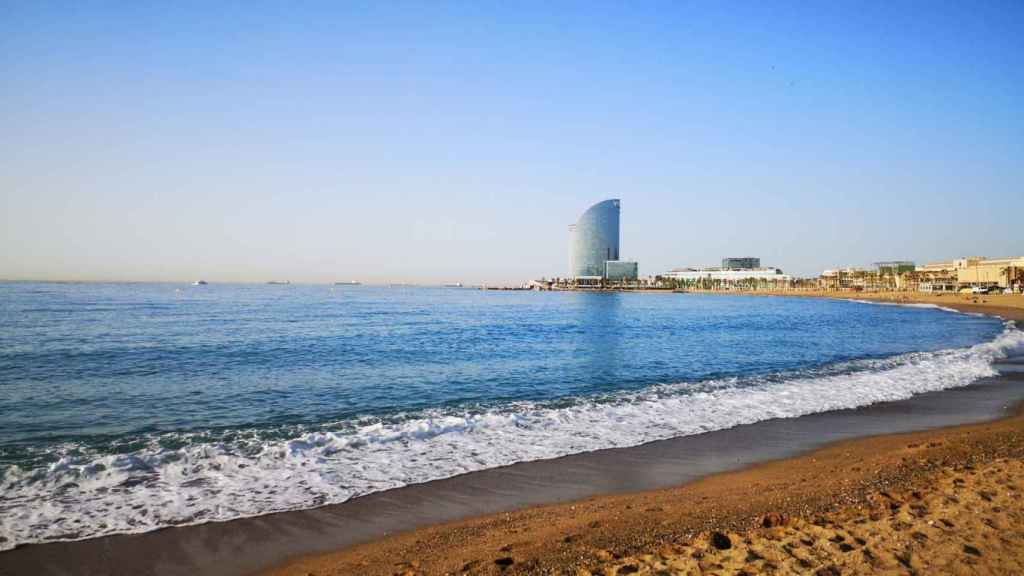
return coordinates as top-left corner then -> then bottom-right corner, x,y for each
267,280 -> 291,285
193,280 -> 208,286
443,282 -> 464,288
334,281 -> 361,285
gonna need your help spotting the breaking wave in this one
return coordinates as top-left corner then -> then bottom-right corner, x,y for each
1,323 -> 1022,551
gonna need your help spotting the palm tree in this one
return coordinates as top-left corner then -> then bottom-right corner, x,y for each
1001,266 -> 1023,292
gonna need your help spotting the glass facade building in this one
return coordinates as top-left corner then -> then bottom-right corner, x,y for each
605,260 -> 638,281
569,199 -> 620,278
874,261 -> 916,275
722,257 -> 761,269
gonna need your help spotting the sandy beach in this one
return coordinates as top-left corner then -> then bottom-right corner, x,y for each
263,392 -> 1024,576
711,290 -> 1024,323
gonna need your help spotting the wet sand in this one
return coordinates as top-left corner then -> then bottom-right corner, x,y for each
2,297 -> 1022,576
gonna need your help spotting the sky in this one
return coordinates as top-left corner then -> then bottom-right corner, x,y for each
1,1 -> 1022,283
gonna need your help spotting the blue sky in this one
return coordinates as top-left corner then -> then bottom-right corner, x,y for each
2,1 -> 1021,283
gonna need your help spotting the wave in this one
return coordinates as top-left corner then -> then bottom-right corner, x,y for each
842,298 -> 964,314
1,324 -> 1022,551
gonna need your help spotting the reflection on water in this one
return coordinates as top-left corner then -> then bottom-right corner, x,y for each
571,292 -> 624,390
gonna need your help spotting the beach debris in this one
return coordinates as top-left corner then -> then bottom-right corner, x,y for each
710,531 -> 732,550
963,544 -> 983,556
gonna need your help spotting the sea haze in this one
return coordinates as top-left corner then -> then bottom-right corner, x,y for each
0,283 -> 1020,550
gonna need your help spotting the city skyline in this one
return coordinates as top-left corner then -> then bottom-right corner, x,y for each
2,2 -> 1022,284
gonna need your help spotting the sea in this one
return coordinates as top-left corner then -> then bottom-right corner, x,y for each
1,282 -> 1022,550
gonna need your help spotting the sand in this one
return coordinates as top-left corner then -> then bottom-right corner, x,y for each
712,290 -> 1024,323
596,457 -> 1024,575
263,403 -> 1024,576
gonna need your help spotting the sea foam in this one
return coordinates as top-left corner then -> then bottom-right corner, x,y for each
1,323 -> 1022,551
843,298 -> 964,314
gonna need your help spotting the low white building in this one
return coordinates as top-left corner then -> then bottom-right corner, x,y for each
664,267 -> 792,283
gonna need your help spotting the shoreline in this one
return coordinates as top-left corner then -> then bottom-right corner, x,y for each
259,296 -> 1024,576
264,393 -> 1024,576
678,290 -> 1024,323
4,368 -> 1022,574
2,296 -> 1022,575
549,287 -> 1024,322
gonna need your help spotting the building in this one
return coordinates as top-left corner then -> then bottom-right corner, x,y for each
665,267 -> 792,284
665,256 -> 791,288
918,280 -> 958,293
818,256 -> 1024,293
605,260 -> 638,281
819,268 -> 886,291
569,199 -> 633,280
874,261 -> 915,275
722,257 -> 760,270
918,257 -> 1024,290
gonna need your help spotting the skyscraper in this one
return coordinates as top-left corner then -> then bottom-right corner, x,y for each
569,199 -> 621,278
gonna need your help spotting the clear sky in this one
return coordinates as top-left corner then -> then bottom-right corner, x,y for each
2,1 -> 1021,283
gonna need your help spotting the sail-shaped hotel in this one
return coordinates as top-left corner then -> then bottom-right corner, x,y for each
568,199 -> 638,281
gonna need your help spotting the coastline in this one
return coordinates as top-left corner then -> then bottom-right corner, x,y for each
541,288 -> 1024,324
2,295 -> 1022,575
260,295 -> 1024,576
684,289 -> 1024,323
5,373 -> 1023,574
264,392 -> 1024,576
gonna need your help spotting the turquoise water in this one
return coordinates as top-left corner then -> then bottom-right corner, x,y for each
0,283 -> 1019,549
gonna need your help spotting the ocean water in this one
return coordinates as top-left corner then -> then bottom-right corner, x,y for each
1,283 -> 1021,550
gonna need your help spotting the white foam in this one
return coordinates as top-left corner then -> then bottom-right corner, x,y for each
2,325 -> 1022,551
843,298 -> 963,314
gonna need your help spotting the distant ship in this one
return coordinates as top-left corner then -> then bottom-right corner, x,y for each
334,281 -> 361,285
193,280 -> 208,286
267,280 -> 291,285
443,282 -> 464,288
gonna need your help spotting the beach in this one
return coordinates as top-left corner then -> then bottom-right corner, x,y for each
260,296 -> 1024,576
265,392 -> 1024,576
705,290 -> 1024,321
1,293 -> 1022,575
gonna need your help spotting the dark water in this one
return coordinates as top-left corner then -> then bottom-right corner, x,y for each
0,282 -> 1017,550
